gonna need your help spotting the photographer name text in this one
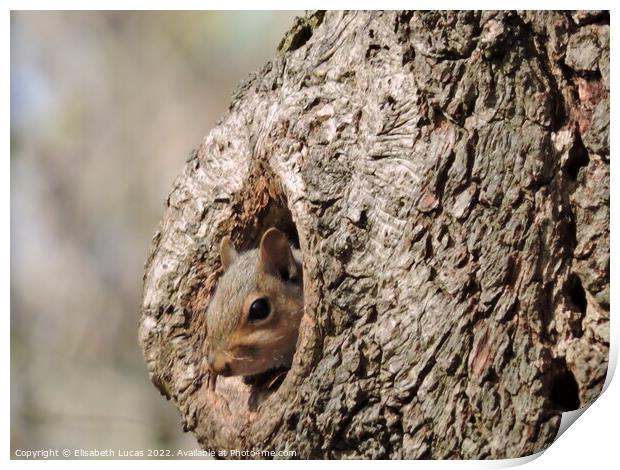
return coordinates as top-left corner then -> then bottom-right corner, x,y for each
14,448 -> 296,459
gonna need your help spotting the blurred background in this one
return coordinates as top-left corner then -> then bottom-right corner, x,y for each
11,11 -> 299,455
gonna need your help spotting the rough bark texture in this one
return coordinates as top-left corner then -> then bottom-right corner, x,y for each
139,11 -> 609,459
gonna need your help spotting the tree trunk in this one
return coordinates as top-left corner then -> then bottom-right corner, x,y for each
139,10 -> 609,459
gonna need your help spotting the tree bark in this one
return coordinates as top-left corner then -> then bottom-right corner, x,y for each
139,10 -> 609,459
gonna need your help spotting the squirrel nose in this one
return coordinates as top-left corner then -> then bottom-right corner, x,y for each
218,363 -> 232,376
208,352 -> 232,376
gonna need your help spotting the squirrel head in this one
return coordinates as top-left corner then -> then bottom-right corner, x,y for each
206,228 -> 304,377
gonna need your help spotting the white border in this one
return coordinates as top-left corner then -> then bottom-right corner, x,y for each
0,1 -> 616,10
4,3 -> 617,468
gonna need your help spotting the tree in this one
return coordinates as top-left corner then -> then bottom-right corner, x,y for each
139,10 -> 609,459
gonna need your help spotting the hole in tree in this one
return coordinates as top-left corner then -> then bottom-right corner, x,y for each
288,25 -> 313,51
549,361 -> 581,411
207,182 -> 305,417
283,11 -> 324,52
566,273 -> 587,314
564,134 -> 589,181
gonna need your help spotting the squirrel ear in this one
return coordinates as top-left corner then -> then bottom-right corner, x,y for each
220,236 -> 238,271
259,228 -> 298,281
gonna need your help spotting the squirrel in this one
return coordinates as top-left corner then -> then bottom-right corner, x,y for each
206,228 -> 304,380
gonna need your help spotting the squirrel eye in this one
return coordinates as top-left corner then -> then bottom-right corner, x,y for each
249,298 -> 271,322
